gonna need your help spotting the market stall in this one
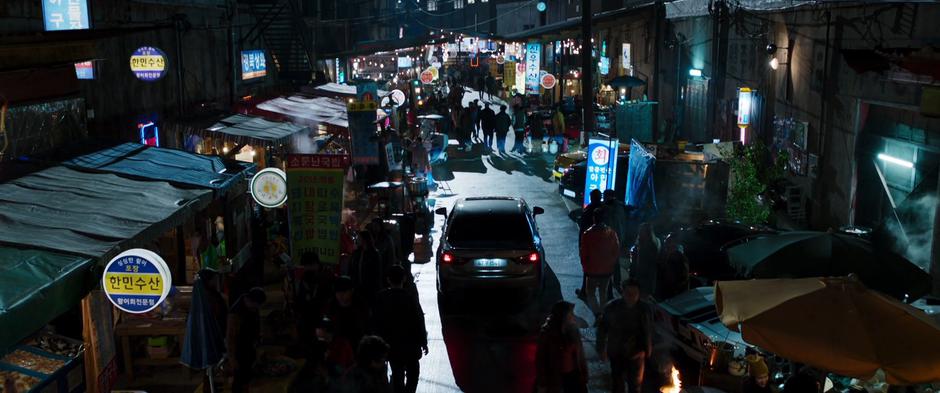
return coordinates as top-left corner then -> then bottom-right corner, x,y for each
191,114 -> 314,168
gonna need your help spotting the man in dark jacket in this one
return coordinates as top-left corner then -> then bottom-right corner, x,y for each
602,190 -> 630,294
494,105 -> 512,154
350,231 -> 384,305
227,287 -> 267,393
324,276 -> 371,352
511,106 -> 528,154
479,104 -> 497,152
342,335 -> 392,393
373,265 -> 428,393
596,280 -> 652,393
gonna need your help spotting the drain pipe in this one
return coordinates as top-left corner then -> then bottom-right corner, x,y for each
175,14 -> 186,118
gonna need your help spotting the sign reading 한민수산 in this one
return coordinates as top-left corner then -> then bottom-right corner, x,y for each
43,0 -> 90,31
287,154 -> 349,264
102,249 -> 172,314
525,42 -> 542,95
130,47 -> 168,82
241,50 -> 267,80
250,168 -> 288,208
583,138 -> 619,207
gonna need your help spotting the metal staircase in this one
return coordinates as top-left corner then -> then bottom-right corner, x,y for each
242,0 -> 314,81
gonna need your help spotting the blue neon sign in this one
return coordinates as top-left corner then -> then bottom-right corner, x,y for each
583,138 -> 619,207
43,0 -> 90,31
241,50 -> 267,80
140,122 -> 160,147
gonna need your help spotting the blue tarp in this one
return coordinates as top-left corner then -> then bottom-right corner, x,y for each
625,139 -> 657,213
64,143 -> 253,192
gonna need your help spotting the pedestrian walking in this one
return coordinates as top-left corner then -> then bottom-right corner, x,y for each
741,355 -> 773,393
629,223 -> 660,298
596,280 -> 652,393
227,287 -> 267,393
494,105 -> 512,154
373,265 -> 429,393
535,301 -> 588,393
655,234 -> 690,300
342,335 -> 392,393
576,189 -> 604,299
601,190 -> 630,292
511,106 -> 528,154
470,100 -> 481,140
324,276 -> 371,352
580,209 -> 620,317
480,104 -> 497,152
552,105 -> 566,147
350,231 -> 384,304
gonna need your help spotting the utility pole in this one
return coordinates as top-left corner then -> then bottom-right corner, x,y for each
580,0 -> 594,142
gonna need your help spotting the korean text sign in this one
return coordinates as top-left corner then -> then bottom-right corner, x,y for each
102,249 -> 172,314
287,154 -> 348,264
43,0 -> 90,31
348,103 -> 380,165
583,138 -> 619,207
130,46 -> 168,82
241,50 -> 267,80
525,42 -> 542,95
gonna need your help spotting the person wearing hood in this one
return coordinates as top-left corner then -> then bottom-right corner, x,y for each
535,301 -> 588,393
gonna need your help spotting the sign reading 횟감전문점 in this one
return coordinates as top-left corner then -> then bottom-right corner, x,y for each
102,249 -> 172,314
130,46 -> 168,82
250,168 -> 288,208
287,154 -> 349,264
583,138 -> 619,207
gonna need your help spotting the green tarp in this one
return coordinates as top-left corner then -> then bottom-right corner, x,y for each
0,247 -> 93,353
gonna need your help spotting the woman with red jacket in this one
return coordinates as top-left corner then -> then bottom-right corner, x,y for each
535,301 -> 588,393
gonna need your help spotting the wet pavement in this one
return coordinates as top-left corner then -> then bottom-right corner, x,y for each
412,135 -> 616,393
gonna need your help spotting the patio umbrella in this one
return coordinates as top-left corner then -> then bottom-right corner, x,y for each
715,276 -> 940,385
607,75 -> 646,98
726,231 -> 931,300
181,273 -> 226,392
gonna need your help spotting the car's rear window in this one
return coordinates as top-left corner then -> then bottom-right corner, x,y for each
448,210 -> 533,248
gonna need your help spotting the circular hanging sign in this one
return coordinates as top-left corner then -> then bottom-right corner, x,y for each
390,89 -> 407,106
102,249 -> 172,314
496,55 -> 505,65
540,73 -> 557,89
420,70 -> 434,84
130,46 -> 168,82
250,167 -> 288,208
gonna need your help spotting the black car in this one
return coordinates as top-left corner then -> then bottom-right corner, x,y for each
434,197 -> 546,299
558,155 -> 629,203
673,220 -> 776,285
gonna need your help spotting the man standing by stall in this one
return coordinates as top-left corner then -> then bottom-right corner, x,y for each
596,280 -> 651,393
227,287 -> 267,393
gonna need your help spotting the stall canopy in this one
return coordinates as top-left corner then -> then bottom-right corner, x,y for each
256,95 -> 350,129
64,143 -> 253,194
309,82 -> 388,98
0,247 -> 94,353
0,165 -> 212,259
206,114 -> 310,146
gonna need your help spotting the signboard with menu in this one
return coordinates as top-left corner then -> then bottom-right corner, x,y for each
287,154 -> 349,265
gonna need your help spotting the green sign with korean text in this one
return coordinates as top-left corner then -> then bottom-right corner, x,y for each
287,154 -> 349,264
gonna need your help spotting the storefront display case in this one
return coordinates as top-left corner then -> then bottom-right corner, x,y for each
0,332 -> 85,393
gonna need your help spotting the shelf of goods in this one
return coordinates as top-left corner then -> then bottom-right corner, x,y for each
0,333 -> 85,393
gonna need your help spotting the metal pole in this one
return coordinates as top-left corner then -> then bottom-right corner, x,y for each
580,0 -> 594,143
175,16 -> 186,118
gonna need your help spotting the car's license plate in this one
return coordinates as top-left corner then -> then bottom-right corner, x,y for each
563,189 -> 576,198
474,258 -> 507,268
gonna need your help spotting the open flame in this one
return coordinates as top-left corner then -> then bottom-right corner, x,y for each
660,366 -> 682,393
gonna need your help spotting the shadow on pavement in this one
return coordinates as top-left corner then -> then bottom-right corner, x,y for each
436,262 -> 565,393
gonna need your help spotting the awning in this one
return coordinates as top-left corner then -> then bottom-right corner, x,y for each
0,166 -> 212,259
256,95 -> 350,129
308,83 -> 388,99
0,247 -> 94,353
63,143 -> 254,193
206,114 -> 310,146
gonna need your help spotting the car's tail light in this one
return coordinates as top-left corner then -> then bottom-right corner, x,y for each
526,252 -> 540,263
441,251 -> 455,264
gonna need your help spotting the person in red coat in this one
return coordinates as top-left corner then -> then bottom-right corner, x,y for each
535,301 -> 588,393
579,208 -> 620,316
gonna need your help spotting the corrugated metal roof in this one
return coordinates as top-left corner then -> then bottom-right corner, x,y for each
64,143 -> 252,192
0,166 -> 212,259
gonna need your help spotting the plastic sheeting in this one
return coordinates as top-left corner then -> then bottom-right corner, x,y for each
256,96 -> 350,128
64,143 -> 253,192
0,247 -> 93,353
1,98 -> 86,162
0,166 -> 212,259
206,114 -> 310,145
625,139 -> 657,213
312,83 -> 388,98
666,0 -> 814,19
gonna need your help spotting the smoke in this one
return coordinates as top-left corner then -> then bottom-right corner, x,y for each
882,193 -> 938,271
